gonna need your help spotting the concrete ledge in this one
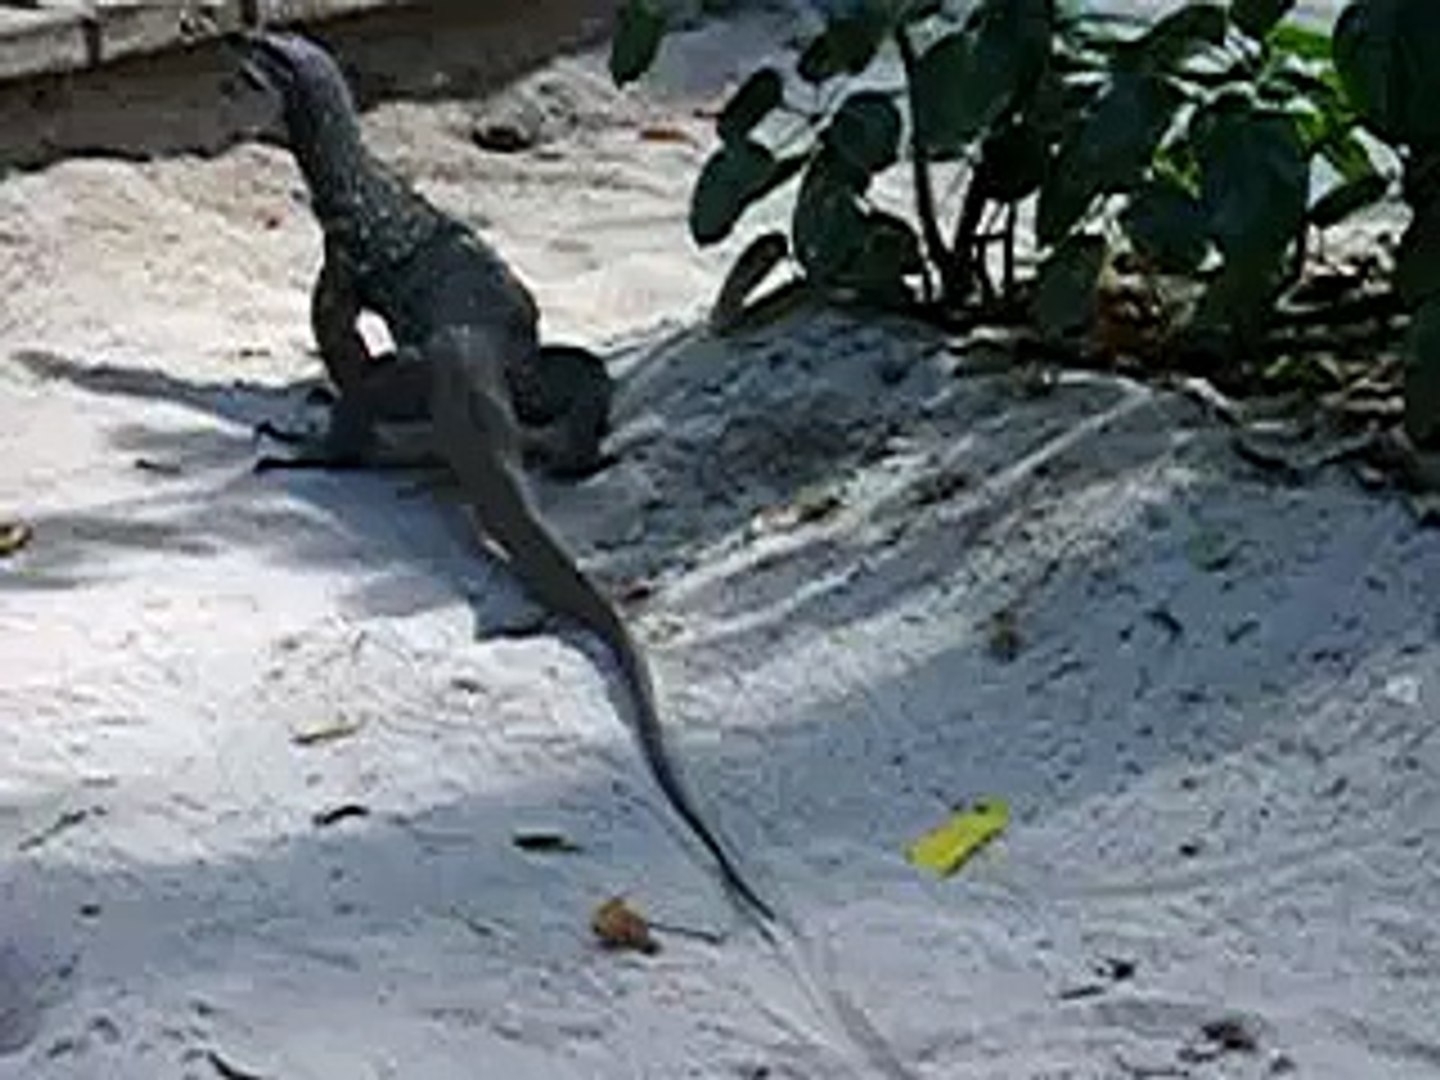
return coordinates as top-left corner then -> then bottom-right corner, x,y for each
0,0 -> 619,170
0,0 -> 420,84
0,7 -> 88,81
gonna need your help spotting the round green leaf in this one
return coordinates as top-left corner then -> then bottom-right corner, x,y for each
911,32 -> 988,156
713,231 -> 791,325
1405,296 -> 1440,446
972,0 -> 1054,84
843,211 -> 923,304
718,68 -> 785,145
1395,200 -> 1440,305
1116,3 -> 1227,72
792,154 -> 868,282
797,11 -> 888,85
1120,177 -> 1209,273
690,141 -> 781,246
610,0 -> 667,87
898,0 -> 943,20
824,90 -> 902,176
1193,259 -> 1275,343
1197,104 -> 1309,270
974,118 -> 1049,202
1334,0 -> 1440,147
1268,21 -> 1331,62
1320,132 -> 1380,186
1037,72 -> 1181,244
913,0 -> 1051,157
1307,171 -> 1389,229
863,211 -> 923,274
1232,0 -> 1296,41
1033,233 -> 1107,338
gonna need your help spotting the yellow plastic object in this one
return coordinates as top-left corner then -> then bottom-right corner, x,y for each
906,798 -> 1009,877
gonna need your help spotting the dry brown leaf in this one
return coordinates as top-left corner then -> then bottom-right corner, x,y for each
638,124 -> 695,145
591,896 -> 659,955
1091,273 -> 1169,365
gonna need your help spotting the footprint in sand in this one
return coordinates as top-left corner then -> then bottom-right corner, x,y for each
0,944 -> 43,1059
0,939 -> 61,1056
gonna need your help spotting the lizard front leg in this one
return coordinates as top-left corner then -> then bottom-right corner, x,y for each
255,352 -> 439,474
312,237 -> 375,396
254,242 -> 380,453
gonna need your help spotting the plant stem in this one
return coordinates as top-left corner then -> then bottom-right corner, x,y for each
949,166 -> 988,301
895,25 -> 957,305
1003,201 -> 1018,297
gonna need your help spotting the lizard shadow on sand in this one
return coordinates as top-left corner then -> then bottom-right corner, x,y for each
1,346 -> 488,607
11,346 -> 309,434
0,307 -> 857,622
8,299 -> 1420,662
0,302 -> 1051,644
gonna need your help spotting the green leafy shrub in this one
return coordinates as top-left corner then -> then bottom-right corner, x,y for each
1335,0 -> 1440,444
612,0 -> 1434,445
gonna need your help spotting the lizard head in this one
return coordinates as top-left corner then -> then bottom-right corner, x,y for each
231,31 -> 361,150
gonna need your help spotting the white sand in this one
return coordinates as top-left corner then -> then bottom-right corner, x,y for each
1,11 -> 1437,1079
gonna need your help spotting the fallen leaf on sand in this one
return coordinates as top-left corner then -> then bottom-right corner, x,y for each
750,487 -> 844,535
512,831 -> 583,853
134,458 -> 183,476
986,607 -> 1022,662
311,804 -> 369,828
0,520 -> 33,558
592,897 -> 659,955
638,124 -> 695,145
290,716 -> 364,747
205,1048 -> 269,1080
18,807 -> 98,852
616,577 -> 657,606
906,798 -> 1009,877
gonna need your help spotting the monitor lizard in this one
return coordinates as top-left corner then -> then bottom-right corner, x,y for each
237,33 -> 610,480
234,30 -> 774,923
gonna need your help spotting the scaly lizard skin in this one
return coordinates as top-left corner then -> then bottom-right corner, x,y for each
237,31 -> 611,478
236,31 -> 773,922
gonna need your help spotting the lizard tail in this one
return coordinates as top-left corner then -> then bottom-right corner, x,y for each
494,504 -> 776,924
600,608 -> 778,924
428,337 -> 773,924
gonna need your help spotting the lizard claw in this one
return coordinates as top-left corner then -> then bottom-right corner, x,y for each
252,454 -> 291,474
253,451 -> 372,474
254,420 -> 309,446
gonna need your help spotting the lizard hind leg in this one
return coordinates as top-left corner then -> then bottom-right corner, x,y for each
254,355 -> 437,474
426,326 -> 590,598
520,345 -> 615,479
428,326 -> 527,471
